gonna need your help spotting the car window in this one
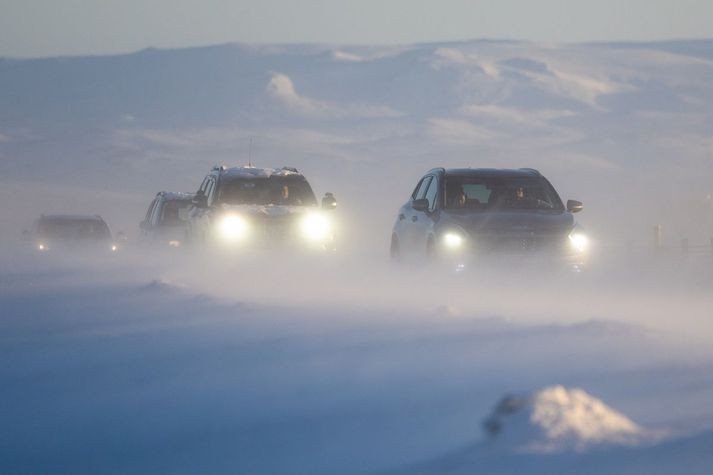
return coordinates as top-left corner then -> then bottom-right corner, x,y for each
444,176 -> 563,210
205,179 -> 216,206
150,200 -> 163,225
144,199 -> 158,224
37,218 -> 111,240
198,177 -> 209,194
159,200 -> 191,226
415,176 -> 433,200
424,176 -> 439,210
463,184 -> 492,203
217,177 -> 318,206
411,177 -> 427,200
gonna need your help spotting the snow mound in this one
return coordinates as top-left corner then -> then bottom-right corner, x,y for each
483,385 -> 648,453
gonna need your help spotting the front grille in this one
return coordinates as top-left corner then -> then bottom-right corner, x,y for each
264,222 -> 292,240
475,231 -> 567,253
253,216 -> 298,242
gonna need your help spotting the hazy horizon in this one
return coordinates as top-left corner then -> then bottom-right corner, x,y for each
3,0 -> 713,58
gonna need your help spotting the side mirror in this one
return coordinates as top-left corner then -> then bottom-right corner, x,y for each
412,198 -> 429,212
192,192 -> 208,208
322,192 -> 337,210
567,200 -> 583,213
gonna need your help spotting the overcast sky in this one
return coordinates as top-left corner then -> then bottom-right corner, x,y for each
2,0 -> 712,58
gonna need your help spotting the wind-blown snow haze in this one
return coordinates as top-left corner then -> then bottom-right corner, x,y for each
1,39 -> 713,474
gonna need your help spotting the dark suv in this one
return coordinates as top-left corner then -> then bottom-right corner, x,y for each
390,168 -> 587,269
27,214 -> 119,253
186,166 -> 337,250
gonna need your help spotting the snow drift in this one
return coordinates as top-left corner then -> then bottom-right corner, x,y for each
483,385 -> 652,453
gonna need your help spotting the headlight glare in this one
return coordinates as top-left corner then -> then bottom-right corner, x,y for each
218,214 -> 250,242
569,232 -> 589,253
443,232 -> 464,249
300,213 -> 331,242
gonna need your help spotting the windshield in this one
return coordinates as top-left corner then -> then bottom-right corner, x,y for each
444,176 -> 564,211
160,200 -> 192,226
218,177 -> 317,206
37,218 -> 112,240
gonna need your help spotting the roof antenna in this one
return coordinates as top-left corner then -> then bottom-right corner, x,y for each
248,136 -> 254,167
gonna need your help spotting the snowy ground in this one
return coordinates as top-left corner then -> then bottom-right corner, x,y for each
1,248 -> 713,473
2,39 -> 713,473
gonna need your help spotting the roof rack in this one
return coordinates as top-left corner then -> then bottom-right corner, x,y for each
211,165 -> 226,172
282,166 -> 299,173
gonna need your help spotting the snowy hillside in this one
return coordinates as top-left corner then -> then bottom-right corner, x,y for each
1,40 -> 713,245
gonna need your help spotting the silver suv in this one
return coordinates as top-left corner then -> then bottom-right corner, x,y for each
186,166 -> 337,251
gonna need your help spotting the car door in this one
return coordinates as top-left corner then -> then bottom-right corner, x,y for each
399,175 -> 433,254
412,175 -> 440,254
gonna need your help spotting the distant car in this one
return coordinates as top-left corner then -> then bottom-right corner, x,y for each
390,168 -> 588,270
27,214 -> 120,253
186,166 -> 337,251
139,191 -> 195,247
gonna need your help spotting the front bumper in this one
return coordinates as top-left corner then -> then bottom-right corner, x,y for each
436,236 -> 588,272
443,251 -> 587,273
208,212 -> 337,253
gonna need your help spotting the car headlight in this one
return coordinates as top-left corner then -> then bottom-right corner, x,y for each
569,232 -> 589,253
300,213 -> 332,242
218,214 -> 250,242
442,232 -> 465,249
111,244 -> 118,252
38,243 -> 48,251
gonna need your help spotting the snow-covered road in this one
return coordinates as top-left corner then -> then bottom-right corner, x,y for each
2,253 -> 712,473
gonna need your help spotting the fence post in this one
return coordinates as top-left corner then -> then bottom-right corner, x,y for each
654,224 -> 662,253
710,237 -> 713,256
681,238 -> 689,255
